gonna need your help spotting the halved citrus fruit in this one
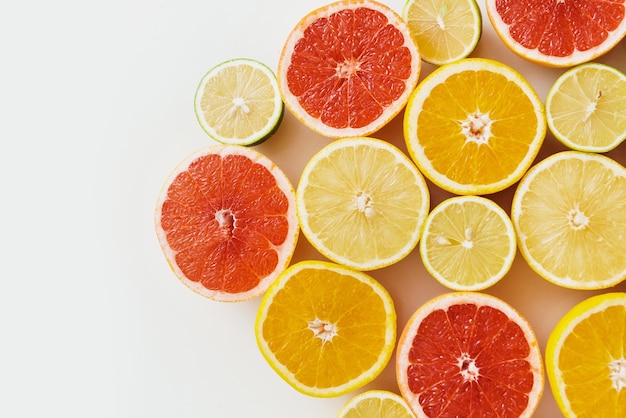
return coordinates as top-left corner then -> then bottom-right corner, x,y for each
154,145 -> 299,302
485,0 -> 626,67
337,389 -> 415,418
546,292 -> 626,418
194,58 -> 284,146
404,58 -> 546,195
402,0 -> 482,65
296,137 -> 430,271
546,62 -> 626,153
511,150 -> 626,290
396,292 -> 544,417
277,0 -> 421,138
255,260 -> 396,397
419,195 -> 516,291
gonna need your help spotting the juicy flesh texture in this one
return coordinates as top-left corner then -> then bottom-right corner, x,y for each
407,303 -> 534,417
496,0 -> 625,57
287,7 -> 413,129
160,154 -> 290,293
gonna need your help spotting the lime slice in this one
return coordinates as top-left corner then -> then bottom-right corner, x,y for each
194,58 -> 284,146
402,0 -> 482,65
546,62 -> 626,152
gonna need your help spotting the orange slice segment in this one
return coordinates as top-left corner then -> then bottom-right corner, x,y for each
154,145 -> 299,302
278,0 -> 421,138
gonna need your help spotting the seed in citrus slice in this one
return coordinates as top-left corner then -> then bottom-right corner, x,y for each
404,58 -> 546,195
511,150 -> 626,290
296,137 -> 430,271
154,145 -> 299,302
278,0 -> 421,138
337,389 -> 415,418
545,292 -> 626,418
485,0 -> 626,68
402,0 -> 482,66
255,260 -> 396,397
396,292 -> 544,417
194,58 -> 284,146
419,195 -> 516,291
546,62 -> 626,153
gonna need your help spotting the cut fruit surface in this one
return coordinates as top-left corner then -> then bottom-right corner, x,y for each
546,292 -> 626,418
337,390 -> 415,418
194,58 -> 284,146
402,0 -> 482,65
396,292 -> 544,417
278,0 -> 421,138
404,58 -> 546,195
154,145 -> 299,302
485,0 -> 626,67
296,137 -> 430,271
419,195 -> 516,291
546,62 -> 626,152
255,260 -> 396,397
511,151 -> 626,290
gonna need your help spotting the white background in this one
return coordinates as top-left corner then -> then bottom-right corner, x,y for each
2,0 -> 626,417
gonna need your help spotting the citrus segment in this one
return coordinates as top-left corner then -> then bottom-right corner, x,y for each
194,58 -> 284,146
255,260 -> 396,397
404,58 -> 546,195
278,0 -> 421,138
402,0 -> 482,65
546,62 -> 626,152
154,145 -> 299,301
511,151 -> 626,289
396,292 -> 544,417
337,390 -> 415,418
485,0 -> 626,67
419,195 -> 516,291
546,292 -> 626,417
296,137 -> 430,271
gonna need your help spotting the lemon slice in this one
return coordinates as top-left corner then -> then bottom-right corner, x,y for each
337,390 -> 414,418
255,260 -> 396,397
512,151 -> 626,289
404,58 -> 546,195
194,58 -> 284,146
296,137 -> 430,271
419,195 -> 516,291
546,292 -> 626,417
402,0 -> 482,65
546,62 -> 626,152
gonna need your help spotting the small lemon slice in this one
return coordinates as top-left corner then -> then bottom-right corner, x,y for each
194,58 -> 283,146
420,195 -> 516,291
337,390 -> 414,418
546,62 -> 626,153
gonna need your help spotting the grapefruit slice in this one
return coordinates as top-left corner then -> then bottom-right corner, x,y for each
485,0 -> 626,67
396,292 -> 544,417
154,145 -> 299,302
278,0 -> 421,138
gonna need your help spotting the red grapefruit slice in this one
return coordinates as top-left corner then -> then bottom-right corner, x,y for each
278,0 -> 421,138
486,0 -> 626,67
154,145 -> 299,302
396,292 -> 544,417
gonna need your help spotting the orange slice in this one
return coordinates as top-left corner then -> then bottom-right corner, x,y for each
396,292 -> 544,417
404,58 -> 546,195
546,292 -> 626,417
154,145 -> 299,302
485,0 -> 626,67
278,0 -> 421,138
255,260 -> 396,397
